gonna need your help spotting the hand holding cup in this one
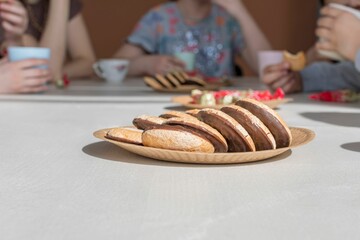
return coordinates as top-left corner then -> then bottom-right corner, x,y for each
316,4 -> 360,61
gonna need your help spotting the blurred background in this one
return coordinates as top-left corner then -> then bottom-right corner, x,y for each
82,0 -> 318,75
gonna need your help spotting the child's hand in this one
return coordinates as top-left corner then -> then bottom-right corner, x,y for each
262,62 -> 303,93
0,0 -> 28,44
145,55 -> 186,75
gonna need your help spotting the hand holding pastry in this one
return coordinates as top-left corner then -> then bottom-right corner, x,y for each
262,62 -> 303,93
0,0 -> 28,45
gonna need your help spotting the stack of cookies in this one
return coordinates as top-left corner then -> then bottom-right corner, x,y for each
106,98 -> 292,153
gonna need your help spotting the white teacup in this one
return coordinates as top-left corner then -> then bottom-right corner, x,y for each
93,59 -> 129,84
258,50 -> 284,77
318,3 -> 360,61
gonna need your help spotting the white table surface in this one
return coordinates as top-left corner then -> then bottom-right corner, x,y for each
0,78 -> 359,240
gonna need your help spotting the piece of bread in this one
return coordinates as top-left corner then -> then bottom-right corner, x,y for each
283,51 -> 306,71
106,127 -> 143,145
196,108 -> 256,152
133,115 -> 166,130
142,125 -> 215,153
235,98 -> 292,148
221,105 -> 276,151
164,117 -> 228,153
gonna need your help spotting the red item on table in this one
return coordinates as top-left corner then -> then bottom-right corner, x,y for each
55,74 -> 71,89
309,90 -> 360,103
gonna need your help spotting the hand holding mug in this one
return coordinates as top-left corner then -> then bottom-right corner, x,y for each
0,58 -> 51,94
316,6 -> 360,61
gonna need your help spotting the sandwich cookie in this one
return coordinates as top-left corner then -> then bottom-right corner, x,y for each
133,115 -> 166,130
221,105 -> 276,151
235,98 -> 292,148
106,127 -> 143,145
159,111 -> 197,120
185,109 -> 201,118
164,117 -> 228,153
197,108 -> 256,152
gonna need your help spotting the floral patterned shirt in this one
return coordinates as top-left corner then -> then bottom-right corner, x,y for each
127,2 -> 245,78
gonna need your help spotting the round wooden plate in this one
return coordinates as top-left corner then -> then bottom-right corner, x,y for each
172,95 -> 293,109
93,127 -> 315,164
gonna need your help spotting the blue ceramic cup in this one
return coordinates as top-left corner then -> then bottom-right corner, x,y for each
8,47 -> 51,69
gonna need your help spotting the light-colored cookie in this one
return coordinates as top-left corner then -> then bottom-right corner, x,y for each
164,117 -> 228,153
106,127 -> 143,145
143,125 -> 215,153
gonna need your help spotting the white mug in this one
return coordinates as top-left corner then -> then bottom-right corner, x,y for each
258,50 -> 284,77
318,3 -> 360,61
174,51 -> 195,71
93,59 -> 129,84
8,47 -> 51,69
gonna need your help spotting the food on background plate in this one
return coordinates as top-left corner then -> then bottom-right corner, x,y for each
283,51 -> 307,71
105,98 -> 292,153
144,71 -> 207,91
191,88 -> 285,106
144,71 -> 232,92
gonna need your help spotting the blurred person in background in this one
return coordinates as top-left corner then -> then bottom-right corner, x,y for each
19,0 -> 95,80
115,0 -> 271,79
262,0 -> 360,93
0,0 -> 51,94
316,4 -> 360,71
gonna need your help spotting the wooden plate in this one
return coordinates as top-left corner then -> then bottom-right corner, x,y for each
172,95 -> 293,109
93,127 -> 315,164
